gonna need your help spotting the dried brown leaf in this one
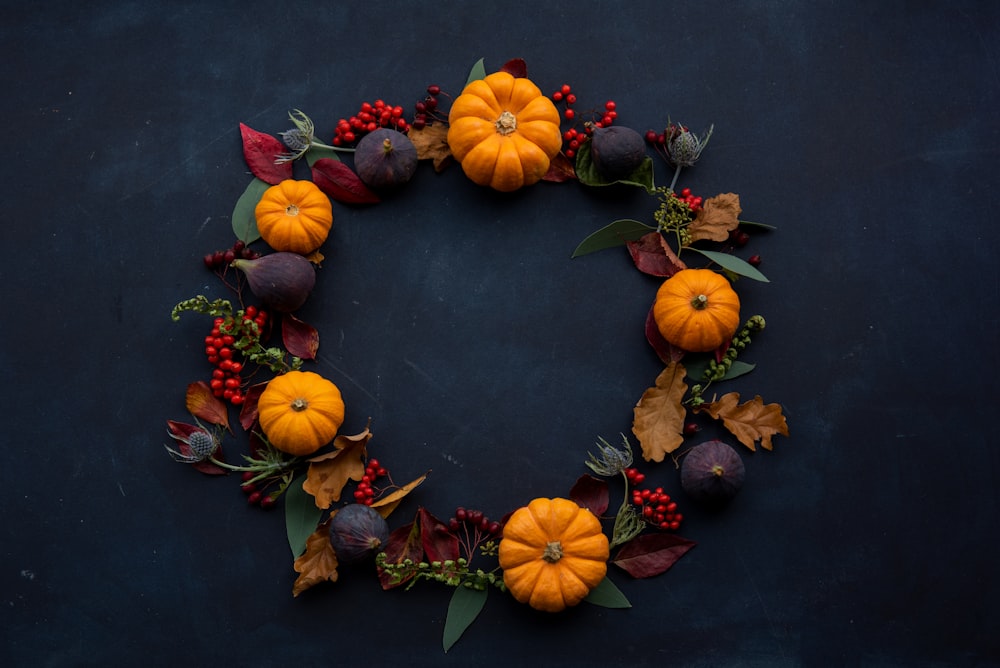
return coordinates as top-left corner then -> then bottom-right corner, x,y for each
697,392 -> 789,451
292,522 -> 338,596
408,125 -> 453,172
370,471 -> 430,518
632,363 -> 688,462
302,428 -> 371,509
688,193 -> 742,243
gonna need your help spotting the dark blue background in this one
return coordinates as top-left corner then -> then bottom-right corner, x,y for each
2,1 -> 998,666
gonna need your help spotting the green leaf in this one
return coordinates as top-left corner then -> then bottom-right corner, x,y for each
284,475 -> 323,559
583,576 -> 632,609
688,248 -> 770,282
738,219 -> 776,230
574,140 -> 655,193
305,145 -> 341,166
232,177 -> 270,243
571,219 -> 657,258
443,585 -> 488,652
684,358 -> 756,383
465,57 -> 486,87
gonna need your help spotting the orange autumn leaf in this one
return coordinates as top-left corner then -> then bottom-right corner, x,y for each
632,362 -> 688,462
185,381 -> 230,431
292,522 -> 338,597
302,428 -> 371,509
370,471 -> 430,518
688,192 -> 742,243
697,392 -> 789,451
408,124 -> 453,172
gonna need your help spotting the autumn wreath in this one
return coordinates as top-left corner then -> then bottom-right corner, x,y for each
165,58 -> 788,652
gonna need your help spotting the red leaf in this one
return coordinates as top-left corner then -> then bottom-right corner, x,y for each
420,507 -> 460,564
185,381 -> 230,430
569,474 -> 609,517
500,58 -> 528,78
239,122 -> 292,185
238,381 -> 267,432
612,533 -> 697,578
542,152 -> 577,182
378,519 -> 424,590
282,313 -> 319,360
311,158 -> 379,204
627,231 -> 687,277
645,306 -> 686,364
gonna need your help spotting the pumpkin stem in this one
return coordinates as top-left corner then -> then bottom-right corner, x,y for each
290,397 -> 309,412
285,203 -> 300,216
495,110 -> 517,136
690,294 -> 709,310
541,540 -> 563,563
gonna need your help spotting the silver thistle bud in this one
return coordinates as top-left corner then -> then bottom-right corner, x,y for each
165,426 -> 220,463
585,435 -> 634,477
277,109 -> 317,163
665,123 -> 714,167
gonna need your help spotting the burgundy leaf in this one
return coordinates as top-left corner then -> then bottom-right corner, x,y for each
645,306 -> 686,364
311,158 -> 379,204
378,519 -> 424,590
500,58 -> 528,78
185,381 -> 230,430
238,381 -> 267,432
627,231 -> 687,277
612,533 -> 697,578
420,507 -> 460,564
239,122 -> 292,185
282,313 -> 319,360
569,474 -> 610,517
542,152 -> 577,183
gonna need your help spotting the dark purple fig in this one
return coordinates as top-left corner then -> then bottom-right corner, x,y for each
230,252 -> 315,313
354,128 -> 418,189
590,125 -> 646,181
328,503 -> 390,564
680,440 -> 745,505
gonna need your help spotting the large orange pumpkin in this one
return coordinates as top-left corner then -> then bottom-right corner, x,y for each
652,268 -> 741,352
447,71 -> 562,192
254,179 -> 333,254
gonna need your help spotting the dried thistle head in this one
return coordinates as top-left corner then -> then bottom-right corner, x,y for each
665,122 -> 714,167
585,435 -> 634,477
165,426 -> 220,464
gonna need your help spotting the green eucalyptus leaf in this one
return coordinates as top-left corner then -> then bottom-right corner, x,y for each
574,140 -> 655,193
284,475 -> 323,559
232,177 -> 270,243
584,576 -> 632,609
443,585 -> 488,652
738,219 -> 777,230
571,219 -> 657,258
688,248 -> 769,282
465,57 -> 486,86
684,358 -> 756,383
305,145 -> 341,166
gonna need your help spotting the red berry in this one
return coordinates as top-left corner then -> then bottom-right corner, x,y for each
247,491 -> 262,505
565,93 -> 577,105
552,91 -> 563,102
427,85 -> 441,96
260,495 -> 277,510
560,84 -> 571,95
605,101 -> 616,111
748,255 -> 762,267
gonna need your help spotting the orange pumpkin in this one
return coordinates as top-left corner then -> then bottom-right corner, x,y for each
652,268 -> 741,352
498,497 -> 609,612
447,71 -> 562,192
255,179 -> 333,254
257,370 -> 344,456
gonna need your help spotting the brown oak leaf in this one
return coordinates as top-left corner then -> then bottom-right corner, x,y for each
292,521 -> 338,596
408,125 -> 453,172
369,471 -> 430,518
696,392 -> 789,451
302,428 -> 371,509
627,231 -> 687,277
688,192 -> 742,243
632,362 -> 688,462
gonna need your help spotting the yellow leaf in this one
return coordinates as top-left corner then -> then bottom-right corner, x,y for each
688,192 -> 741,243
408,124 -> 453,172
697,392 -> 789,451
369,471 -> 430,518
292,522 -> 338,597
302,428 -> 370,509
632,363 -> 688,462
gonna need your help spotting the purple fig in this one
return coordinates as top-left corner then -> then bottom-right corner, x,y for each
590,125 -> 646,181
230,252 -> 315,313
354,128 -> 417,189
680,440 -> 745,505
328,504 -> 390,564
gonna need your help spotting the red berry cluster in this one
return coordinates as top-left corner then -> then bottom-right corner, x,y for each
625,468 -> 684,531
242,471 -> 278,509
677,187 -> 703,213
332,100 -> 411,147
550,84 -> 619,158
411,85 -> 446,130
353,458 -> 389,505
203,239 -> 259,271
447,507 -> 502,537
204,305 -> 269,405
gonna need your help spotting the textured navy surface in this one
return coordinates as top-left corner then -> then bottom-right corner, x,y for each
2,2 -> 998,666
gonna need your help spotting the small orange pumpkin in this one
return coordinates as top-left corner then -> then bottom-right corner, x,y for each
257,370 -> 345,456
498,497 -> 610,612
255,179 -> 333,254
653,268 -> 741,352
447,71 -> 562,192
